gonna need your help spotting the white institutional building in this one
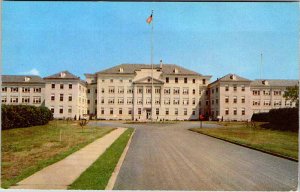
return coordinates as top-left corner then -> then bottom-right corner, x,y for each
1,63 -> 298,121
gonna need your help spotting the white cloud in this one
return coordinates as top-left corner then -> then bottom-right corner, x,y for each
22,68 -> 40,76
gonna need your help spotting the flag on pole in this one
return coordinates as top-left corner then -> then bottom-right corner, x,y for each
146,13 -> 153,24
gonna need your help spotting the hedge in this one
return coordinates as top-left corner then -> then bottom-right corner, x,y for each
1,105 -> 53,130
251,112 -> 269,122
268,108 -> 298,132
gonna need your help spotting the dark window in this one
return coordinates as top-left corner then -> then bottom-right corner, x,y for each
166,77 -> 169,83
52,84 -> 55,89
87,89 -> 90,93
87,100 -> 90,104
193,79 -> 195,84
202,79 -> 206,85
95,100 -> 97,104
60,94 -> 63,101
60,84 -> 64,89
51,95 -> 55,101
51,108 -> 54,113
101,109 -> 104,114
69,84 -> 72,89
59,108 -> 63,114
184,78 -> 187,83
110,108 -> 113,114
68,96 -> 72,101
193,89 -> 196,94
119,108 -> 122,114
95,89 -> 97,93
175,77 -> 178,83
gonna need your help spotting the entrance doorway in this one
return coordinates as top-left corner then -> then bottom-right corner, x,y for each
146,109 -> 151,120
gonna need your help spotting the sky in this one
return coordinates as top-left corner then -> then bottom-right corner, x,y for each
2,2 -> 299,81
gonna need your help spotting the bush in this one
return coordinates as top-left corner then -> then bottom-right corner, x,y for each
1,105 -> 53,130
268,108 -> 298,132
251,112 -> 269,122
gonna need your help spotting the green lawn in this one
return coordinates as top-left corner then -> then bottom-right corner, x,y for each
68,128 -> 134,190
190,123 -> 298,160
1,120 -> 114,188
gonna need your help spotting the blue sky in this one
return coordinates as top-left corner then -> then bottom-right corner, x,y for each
2,2 -> 299,81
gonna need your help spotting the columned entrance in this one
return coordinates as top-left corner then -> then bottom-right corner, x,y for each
146,109 -> 152,120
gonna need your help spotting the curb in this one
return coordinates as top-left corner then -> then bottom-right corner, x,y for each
189,129 -> 298,162
105,128 -> 135,190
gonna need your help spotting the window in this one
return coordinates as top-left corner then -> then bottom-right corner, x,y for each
128,108 -> 132,115
164,88 -> 170,94
184,108 -> 187,115
225,108 -> 229,115
87,89 -> 90,93
202,79 -> 206,85
233,96 -> 237,104
34,87 -> 41,93
95,99 -> 97,104
11,87 -> 19,92
68,95 -> 72,101
109,87 -> 115,94
274,100 -> 282,106
51,84 -> 55,89
155,88 -> 161,94
146,87 -> 152,94
2,87 -> 7,92
225,85 -> 229,91
192,98 -> 196,105
101,98 -> 104,104
264,100 -> 271,106
253,100 -> 260,106
183,99 -> 189,105
175,108 -> 178,115
175,77 -> 178,83
127,98 -> 133,104
184,77 -> 187,83
59,107 -> 63,114
108,98 -> 114,104
192,89 -> 196,95
120,79 -> 123,83
274,90 -> 282,96
173,98 -> 180,105
192,109 -> 196,115
60,84 -> 64,89
206,100 -> 209,106
119,108 -> 122,115
95,89 -> 97,93
166,77 -> 169,83
87,99 -> 90,104
216,99 -> 219,104
110,108 -> 113,114
101,88 -> 105,93
2,97 -> 7,103
101,108 -> 104,114
164,98 -> 170,105
68,107 -> 72,114
253,90 -> 260,96
225,96 -> 229,103
11,97 -> 18,103
129,79 -> 132,83
69,84 -> 72,89
173,88 -> 180,95
138,108 -> 141,115
165,108 -> 169,115
193,79 -> 195,84
147,78 -> 151,83
241,96 -> 245,103
118,87 -> 124,94
127,88 -> 133,94
233,85 -> 237,91
22,87 -> 30,93
233,108 -> 237,115
102,79 -> 105,83
241,108 -> 245,115
183,88 -> 189,95
156,108 -> 159,115
51,94 -> 55,101
138,87 -> 143,94
110,79 -> 113,83
241,85 -> 245,91
211,89 -> 214,94
33,97 -> 41,104
155,98 -> 160,105
137,98 -> 143,105
50,107 -> 54,113
216,88 -> 219,93
22,97 -> 30,103
263,90 -> 270,95
146,98 -> 151,104
211,100 -> 214,105
118,98 -> 124,104
60,94 -> 63,101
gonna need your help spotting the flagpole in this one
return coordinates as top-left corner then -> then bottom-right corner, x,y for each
151,10 -> 154,122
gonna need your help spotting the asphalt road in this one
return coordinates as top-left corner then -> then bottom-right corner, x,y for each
90,121 -> 298,191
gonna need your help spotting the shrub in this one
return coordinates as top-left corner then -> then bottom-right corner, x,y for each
268,108 -> 298,132
251,112 -> 269,122
1,105 -> 53,130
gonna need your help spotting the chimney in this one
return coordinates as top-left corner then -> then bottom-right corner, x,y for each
160,60 -> 163,69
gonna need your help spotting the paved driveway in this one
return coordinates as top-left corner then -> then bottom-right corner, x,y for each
90,121 -> 298,191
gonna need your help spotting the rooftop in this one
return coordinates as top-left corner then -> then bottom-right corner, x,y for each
2,75 -> 45,84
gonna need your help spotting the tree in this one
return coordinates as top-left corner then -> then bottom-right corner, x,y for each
283,85 -> 299,107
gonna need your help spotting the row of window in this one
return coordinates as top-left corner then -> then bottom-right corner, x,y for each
50,106 -> 87,115
252,100 -> 292,106
50,94 -> 87,104
252,90 -> 282,96
100,108 -> 197,116
2,96 -> 42,104
224,96 -> 246,104
224,108 -> 246,116
99,78 -> 205,85
224,85 -> 245,92
99,98 -> 198,105
2,87 -> 42,93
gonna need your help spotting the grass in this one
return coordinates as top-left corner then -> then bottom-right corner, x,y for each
124,121 -> 177,124
1,120 -> 114,188
190,122 -> 298,160
68,128 -> 134,190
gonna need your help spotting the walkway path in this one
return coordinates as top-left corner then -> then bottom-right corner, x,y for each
10,128 -> 127,189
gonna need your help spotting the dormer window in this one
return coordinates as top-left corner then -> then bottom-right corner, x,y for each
24,77 -> 31,82
119,68 -> 124,73
60,72 -> 66,78
173,68 -> 178,74
262,80 -> 269,85
230,74 -> 236,80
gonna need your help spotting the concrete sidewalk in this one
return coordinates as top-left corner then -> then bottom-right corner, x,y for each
10,127 -> 127,189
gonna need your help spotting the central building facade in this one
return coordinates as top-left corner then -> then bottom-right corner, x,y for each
85,63 -> 212,120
